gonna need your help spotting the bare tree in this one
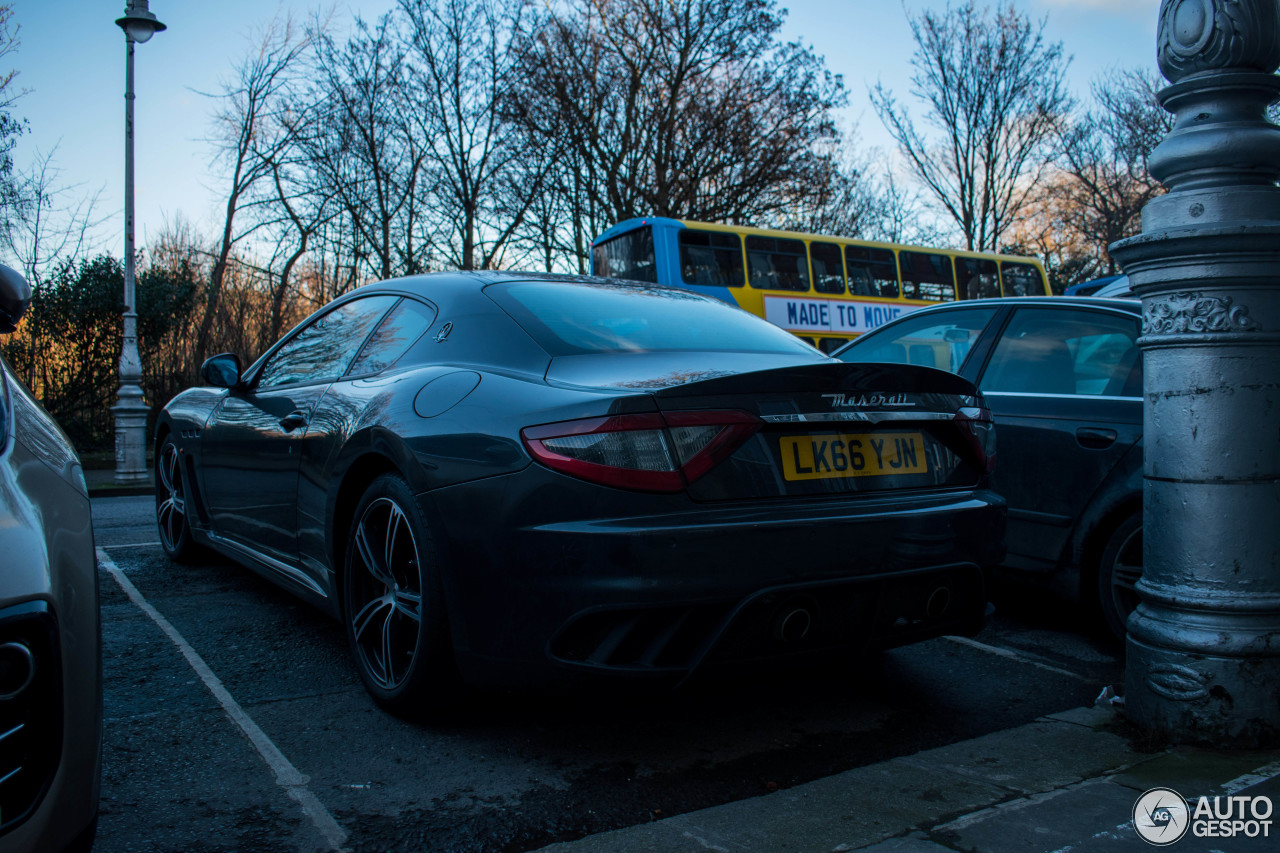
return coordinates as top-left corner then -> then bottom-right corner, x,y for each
0,146 -> 106,287
1046,68 -> 1171,274
508,0 -> 844,269
0,4 -> 26,110
197,12 -> 316,361
870,1 -> 1071,252
0,4 -> 28,224
305,13 -> 427,282
771,130 -> 903,240
399,0 -> 546,270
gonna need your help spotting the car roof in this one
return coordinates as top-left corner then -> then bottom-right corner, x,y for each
360,269 -> 684,299
1091,276 -> 1133,298
898,295 -> 1141,315
1063,275 -> 1123,296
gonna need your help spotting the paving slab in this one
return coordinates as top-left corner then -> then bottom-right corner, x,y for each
537,758 -> 1011,853
934,778 -> 1139,853
1110,747 -> 1280,798
850,832 -> 954,853
899,717 -> 1139,794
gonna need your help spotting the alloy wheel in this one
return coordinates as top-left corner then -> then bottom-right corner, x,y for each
348,497 -> 424,691
1106,523 -> 1143,633
157,442 -> 187,552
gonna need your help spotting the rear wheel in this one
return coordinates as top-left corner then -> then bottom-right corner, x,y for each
1096,514 -> 1142,641
343,474 -> 458,715
155,437 -> 198,561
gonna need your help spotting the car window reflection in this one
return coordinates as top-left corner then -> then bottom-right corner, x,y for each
981,309 -> 1141,397
348,299 -> 437,377
837,307 -> 997,373
258,296 -> 399,389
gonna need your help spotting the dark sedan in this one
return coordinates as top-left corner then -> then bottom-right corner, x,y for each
833,297 -> 1143,639
156,272 -> 1004,713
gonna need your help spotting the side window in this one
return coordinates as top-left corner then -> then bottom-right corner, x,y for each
746,235 -> 810,291
845,246 -> 900,298
257,295 -> 398,389
1000,261 -> 1045,297
347,298 -> 437,376
981,309 -> 1141,396
679,229 -> 744,286
810,241 -> 845,294
836,307 -> 997,374
899,251 -> 956,302
956,257 -> 999,300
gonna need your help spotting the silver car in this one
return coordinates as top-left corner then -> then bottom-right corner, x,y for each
0,264 -> 100,852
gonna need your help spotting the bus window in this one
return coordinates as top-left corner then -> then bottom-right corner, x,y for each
817,337 -> 848,354
1000,261 -> 1045,297
899,250 -> 956,302
746,235 -> 810,291
810,241 -> 845,294
679,229 -> 744,287
846,246 -> 900,298
594,227 -> 657,282
956,257 -> 999,299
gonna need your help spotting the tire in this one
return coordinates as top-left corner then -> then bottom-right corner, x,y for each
343,474 -> 459,716
155,436 -> 198,561
1096,513 -> 1142,642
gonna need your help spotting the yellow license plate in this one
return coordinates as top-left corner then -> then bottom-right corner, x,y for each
779,432 -> 928,481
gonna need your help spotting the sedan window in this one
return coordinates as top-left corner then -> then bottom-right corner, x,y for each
835,307 -> 997,373
257,295 -> 399,388
981,309 -> 1141,397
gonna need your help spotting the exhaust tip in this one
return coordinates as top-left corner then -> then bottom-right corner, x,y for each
0,641 -> 35,700
926,586 -> 952,619
775,607 -> 814,643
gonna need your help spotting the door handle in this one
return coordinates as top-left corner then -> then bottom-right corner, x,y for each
1076,427 -> 1117,449
279,411 -> 308,432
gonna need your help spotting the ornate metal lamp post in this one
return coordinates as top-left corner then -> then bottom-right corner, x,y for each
1110,0 -> 1280,747
112,1 -> 165,484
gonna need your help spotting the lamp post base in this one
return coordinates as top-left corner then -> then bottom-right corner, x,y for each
112,384 -> 150,485
1127,627 -> 1280,750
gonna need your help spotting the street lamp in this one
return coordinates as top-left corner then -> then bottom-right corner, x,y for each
112,1 -> 165,484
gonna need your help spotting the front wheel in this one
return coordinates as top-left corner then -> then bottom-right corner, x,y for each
343,474 -> 459,716
1096,514 -> 1142,642
155,436 -> 198,561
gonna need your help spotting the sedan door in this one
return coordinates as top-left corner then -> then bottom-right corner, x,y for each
200,295 -> 399,566
974,306 -> 1142,572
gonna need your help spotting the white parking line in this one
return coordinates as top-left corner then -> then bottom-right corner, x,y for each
100,541 -> 161,550
97,548 -> 348,851
945,635 -> 1095,683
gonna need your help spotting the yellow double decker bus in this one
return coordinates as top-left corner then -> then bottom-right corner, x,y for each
591,217 -> 1050,352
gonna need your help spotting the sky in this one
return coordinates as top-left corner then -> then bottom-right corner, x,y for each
7,0 -> 1161,261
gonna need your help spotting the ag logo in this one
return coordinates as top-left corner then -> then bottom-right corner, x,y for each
1134,787 -> 1191,845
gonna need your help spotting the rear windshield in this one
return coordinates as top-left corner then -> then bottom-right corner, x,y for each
487,279 -> 819,357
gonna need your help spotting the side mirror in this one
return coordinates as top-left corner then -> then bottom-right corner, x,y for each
201,353 -> 243,389
0,264 -> 32,334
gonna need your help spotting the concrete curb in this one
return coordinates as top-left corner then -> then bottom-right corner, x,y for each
533,706 -> 1280,853
85,469 -> 153,498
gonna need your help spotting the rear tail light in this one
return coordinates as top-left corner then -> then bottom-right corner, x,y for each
954,405 -> 996,474
522,410 -> 761,492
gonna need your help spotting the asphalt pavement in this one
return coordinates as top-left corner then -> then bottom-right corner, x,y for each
89,491 -> 1280,852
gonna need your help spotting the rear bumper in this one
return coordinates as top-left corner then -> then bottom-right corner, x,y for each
424,471 -> 1004,688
